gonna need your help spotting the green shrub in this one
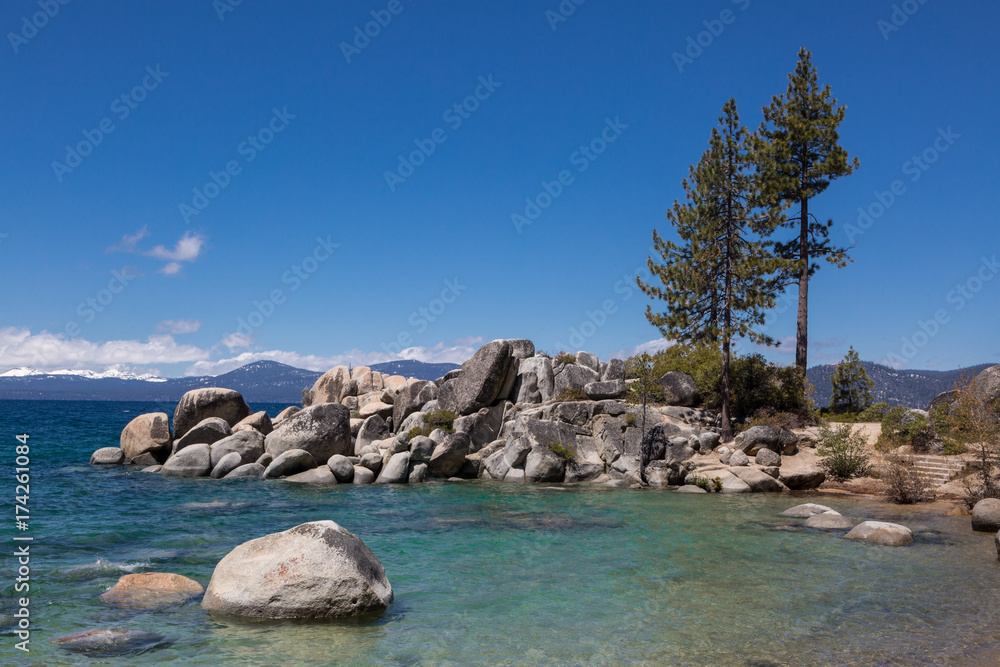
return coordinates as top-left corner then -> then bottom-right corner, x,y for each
548,442 -> 575,461
876,406 -> 935,452
624,413 -> 637,428
554,352 -> 577,365
858,402 -> 890,422
820,402 -> 890,424
742,407 -> 814,432
817,424 -> 871,481
693,475 -> 709,491
407,409 -> 457,438
712,476 -> 723,492
554,387 -> 588,402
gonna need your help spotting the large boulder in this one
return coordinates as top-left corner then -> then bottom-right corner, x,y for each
356,415 -> 390,452
658,371 -> 697,407
234,411 -> 273,436
779,467 -> 826,490
971,498 -> 1000,532
737,425 -> 799,456
755,448 -> 782,467
515,356 -> 555,404
173,388 -> 250,440
91,447 -> 125,465
211,452 -> 244,479
602,358 -> 626,382
731,467 -> 787,493
265,403 -> 351,462
973,365 -> 1000,407
308,366 -> 352,405
576,351 -> 600,374
392,380 -> 433,430
100,573 -> 203,610
285,467 -> 337,484
161,444 -> 211,477
201,521 -> 393,619
524,448 -> 567,483
584,380 -> 626,400
263,449 -> 317,479
553,363 -> 600,397
375,452 -> 411,484
428,432 -> 471,477
327,454 -> 355,482
210,430 -> 265,467
120,412 -> 172,464
172,417 -> 233,454
440,340 -> 514,415
845,521 -> 913,547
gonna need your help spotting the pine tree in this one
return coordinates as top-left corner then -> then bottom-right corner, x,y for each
756,48 -> 860,373
829,347 -> 874,414
638,99 -> 785,441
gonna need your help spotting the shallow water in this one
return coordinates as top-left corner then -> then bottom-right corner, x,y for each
1,400 -> 999,666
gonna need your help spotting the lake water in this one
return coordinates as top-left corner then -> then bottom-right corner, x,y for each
2,400 -> 999,666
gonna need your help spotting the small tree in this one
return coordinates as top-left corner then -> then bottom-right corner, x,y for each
626,353 -> 663,484
944,373 -> 1000,506
817,423 -> 870,480
829,347 -> 874,414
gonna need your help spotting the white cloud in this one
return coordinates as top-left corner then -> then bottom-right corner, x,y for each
220,333 -> 253,350
0,328 -> 210,372
144,232 -> 205,263
610,338 -> 674,360
157,319 -> 202,334
159,262 -> 183,276
106,226 -> 149,254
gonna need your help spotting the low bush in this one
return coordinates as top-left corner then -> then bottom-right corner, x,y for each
693,475 -> 709,491
548,442 -> 575,461
555,387 -> 589,402
876,406 -> 935,453
881,454 -> 934,504
817,424 -> 871,481
407,409 -> 457,438
554,352 -> 577,365
624,413 -> 637,428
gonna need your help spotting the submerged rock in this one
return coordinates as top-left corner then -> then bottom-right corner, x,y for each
780,503 -> 836,518
100,573 -> 203,610
804,512 -> 853,531
55,628 -> 169,656
202,520 -> 393,619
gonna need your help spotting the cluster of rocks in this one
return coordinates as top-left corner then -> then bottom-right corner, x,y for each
91,338 -> 825,492
780,503 -> 914,546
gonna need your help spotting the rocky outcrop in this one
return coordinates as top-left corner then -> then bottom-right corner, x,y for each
440,340 -> 514,415
265,403 -> 351,462
201,521 -> 393,618
100,573 -> 203,610
120,412 -> 172,464
173,388 -> 251,440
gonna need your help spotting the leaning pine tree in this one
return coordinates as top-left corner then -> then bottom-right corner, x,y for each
829,346 -> 874,414
755,48 -> 859,373
638,99 -> 785,441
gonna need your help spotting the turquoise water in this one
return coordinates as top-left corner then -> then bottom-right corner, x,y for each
2,400 -> 999,666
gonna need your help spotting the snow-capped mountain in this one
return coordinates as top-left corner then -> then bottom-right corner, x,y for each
0,367 -> 168,382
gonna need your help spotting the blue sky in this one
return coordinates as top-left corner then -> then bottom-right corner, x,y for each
0,0 -> 997,377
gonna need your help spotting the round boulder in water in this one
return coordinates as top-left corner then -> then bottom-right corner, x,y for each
202,520 -> 393,619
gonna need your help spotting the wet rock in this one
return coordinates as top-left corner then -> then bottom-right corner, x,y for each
285,467 -> 337,484
375,452 -> 410,484
805,512 -> 853,531
972,498 -> 1000,532
428,432 -> 471,477
55,628 -> 168,656
352,466 -> 375,484
224,462 -> 265,479
90,447 -> 125,465
100,572 -> 203,610
676,485 -> 708,493
780,503 -> 836,518
202,521 -> 393,619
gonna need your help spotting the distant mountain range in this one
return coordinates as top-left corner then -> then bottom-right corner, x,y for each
806,361 -> 994,410
0,360 -> 459,404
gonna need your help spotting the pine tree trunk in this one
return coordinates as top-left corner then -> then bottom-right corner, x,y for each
796,195 -> 809,373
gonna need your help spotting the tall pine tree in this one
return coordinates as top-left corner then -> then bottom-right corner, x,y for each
829,346 -> 874,414
638,99 -> 784,441
756,48 -> 859,373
